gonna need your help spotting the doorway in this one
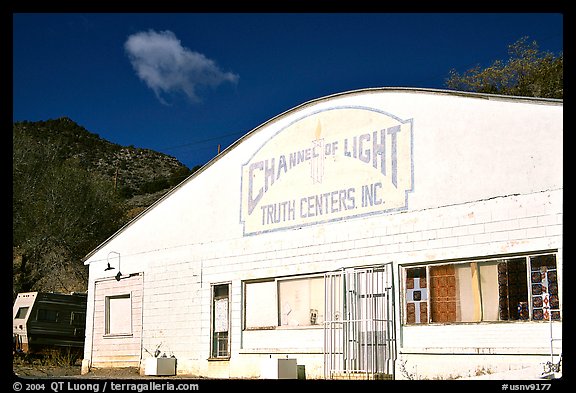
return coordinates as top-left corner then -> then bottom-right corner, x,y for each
324,264 -> 396,379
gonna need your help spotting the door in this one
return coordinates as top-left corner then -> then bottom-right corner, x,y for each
91,273 -> 143,367
324,264 -> 396,379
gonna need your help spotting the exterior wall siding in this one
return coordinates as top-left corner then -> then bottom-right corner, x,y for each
124,187 -> 559,378
82,89 -> 562,379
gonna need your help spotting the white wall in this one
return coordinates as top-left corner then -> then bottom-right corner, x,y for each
83,89 -> 562,379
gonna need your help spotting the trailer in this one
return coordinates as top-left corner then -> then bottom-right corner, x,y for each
13,292 -> 87,355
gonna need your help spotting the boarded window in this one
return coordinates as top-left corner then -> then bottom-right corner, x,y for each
429,264 -> 458,322
245,280 -> 277,328
106,294 -> 132,335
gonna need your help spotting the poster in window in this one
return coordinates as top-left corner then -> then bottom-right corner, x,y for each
214,298 -> 228,333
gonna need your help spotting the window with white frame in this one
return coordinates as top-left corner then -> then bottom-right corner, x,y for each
105,294 -> 132,335
244,274 -> 325,329
403,253 -> 560,324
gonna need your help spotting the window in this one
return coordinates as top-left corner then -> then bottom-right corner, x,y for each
211,283 -> 230,358
243,274 -> 326,330
15,307 -> 29,319
530,254 -> 561,321
105,294 -> 132,335
245,280 -> 277,328
497,258 -> 529,320
403,253 -> 560,324
405,267 -> 428,324
70,311 -> 86,327
278,276 -> 324,326
37,308 -> 59,322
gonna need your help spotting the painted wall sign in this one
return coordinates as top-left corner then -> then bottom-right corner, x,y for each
240,106 -> 413,235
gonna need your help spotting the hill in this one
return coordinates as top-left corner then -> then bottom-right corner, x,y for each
12,117 -> 200,295
13,117 -> 197,215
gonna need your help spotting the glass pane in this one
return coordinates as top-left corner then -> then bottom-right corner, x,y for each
245,281 -> 277,328
214,284 -> 229,298
279,276 -> 325,326
15,307 -> 29,319
212,332 -> 228,357
37,308 -> 59,322
497,259 -> 528,320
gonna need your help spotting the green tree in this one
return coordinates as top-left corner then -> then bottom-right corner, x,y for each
13,128 -> 126,295
445,36 -> 563,99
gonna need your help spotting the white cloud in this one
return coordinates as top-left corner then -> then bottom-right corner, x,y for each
124,29 -> 239,104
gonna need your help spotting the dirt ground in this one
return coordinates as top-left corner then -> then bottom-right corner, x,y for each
13,356 -> 210,380
13,363 -> 143,379
12,354 -> 176,379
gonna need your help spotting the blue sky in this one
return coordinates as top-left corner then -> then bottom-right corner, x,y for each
12,13 -> 564,169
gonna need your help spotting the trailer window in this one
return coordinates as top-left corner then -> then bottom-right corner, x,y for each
15,307 -> 29,319
37,308 -> 59,322
71,311 -> 86,327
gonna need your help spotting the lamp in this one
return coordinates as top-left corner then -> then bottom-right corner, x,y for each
105,251 -> 122,281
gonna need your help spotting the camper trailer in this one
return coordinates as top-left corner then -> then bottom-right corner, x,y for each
13,291 -> 87,354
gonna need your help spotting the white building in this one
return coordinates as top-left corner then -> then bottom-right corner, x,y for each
81,88 -> 562,380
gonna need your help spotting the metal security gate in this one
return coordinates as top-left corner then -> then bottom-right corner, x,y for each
324,264 -> 396,379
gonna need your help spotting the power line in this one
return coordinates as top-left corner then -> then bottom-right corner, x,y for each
159,130 -> 247,152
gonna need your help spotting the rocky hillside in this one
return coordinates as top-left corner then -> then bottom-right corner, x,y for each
13,117 -> 196,214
